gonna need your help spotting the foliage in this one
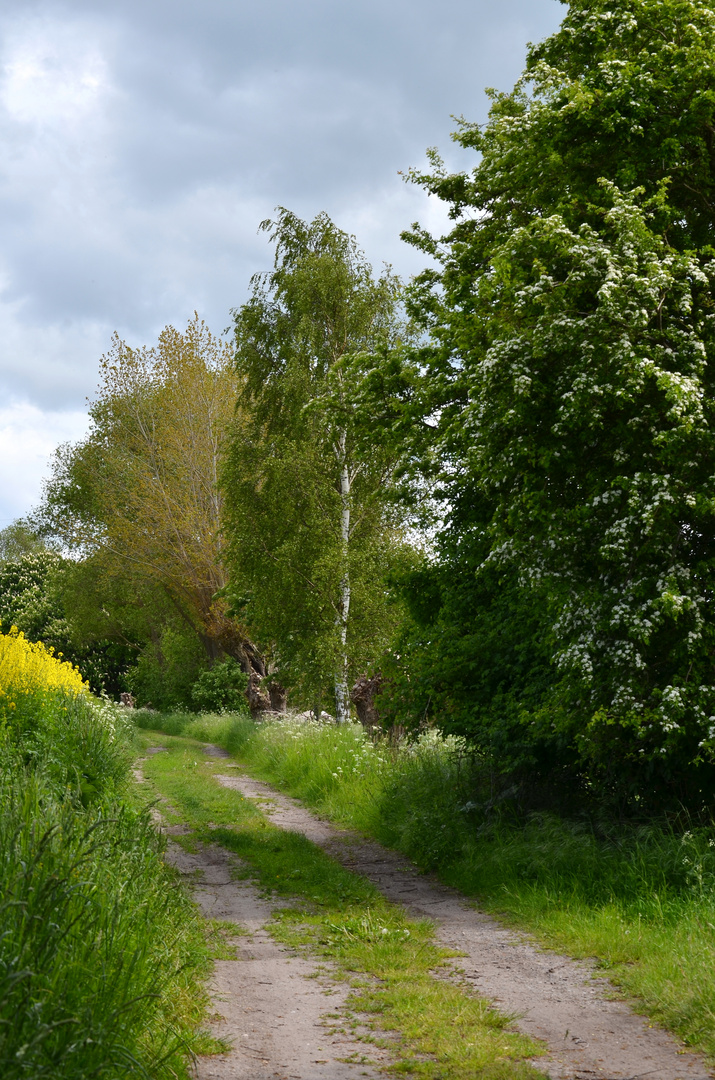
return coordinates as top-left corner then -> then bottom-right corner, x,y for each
386,0 -> 715,809
0,550 -> 70,653
451,0 -> 715,251
125,634 -> 250,715
0,624 -> 128,806
0,519 -> 46,562
223,209 -> 412,715
0,545 -> 135,698
190,657 -> 249,714
126,623 -> 208,712
38,315 -> 264,707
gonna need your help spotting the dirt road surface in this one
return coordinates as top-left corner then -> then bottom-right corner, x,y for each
138,747 -> 391,1080
212,757 -> 713,1080
166,840 -> 390,1080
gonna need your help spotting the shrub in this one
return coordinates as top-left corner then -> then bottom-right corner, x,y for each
0,626 -> 89,741
126,625 -> 206,712
0,626 -> 87,703
190,657 -> 248,714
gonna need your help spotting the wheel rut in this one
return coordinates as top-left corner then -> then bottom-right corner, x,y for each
166,840 -> 389,1080
137,749 -> 390,1080
209,751 -> 713,1080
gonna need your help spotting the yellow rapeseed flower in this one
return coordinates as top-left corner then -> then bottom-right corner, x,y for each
0,626 -> 88,701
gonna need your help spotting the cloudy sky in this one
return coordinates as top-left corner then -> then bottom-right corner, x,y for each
0,0 -> 563,527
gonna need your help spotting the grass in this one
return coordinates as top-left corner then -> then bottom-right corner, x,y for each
137,708 -> 715,1063
139,732 -> 547,1080
0,695 -> 224,1079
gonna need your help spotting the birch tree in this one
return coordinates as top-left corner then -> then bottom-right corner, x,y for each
223,209 -> 408,720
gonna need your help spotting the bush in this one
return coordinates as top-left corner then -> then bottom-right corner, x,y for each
126,626 -> 206,712
0,626 -> 87,724
190,658 -> 248,714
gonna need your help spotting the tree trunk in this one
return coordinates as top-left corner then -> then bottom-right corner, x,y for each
268,681 -> 287,712
351,673 -> 382,732
334,429 -> 351,724
246,672 -> 270,716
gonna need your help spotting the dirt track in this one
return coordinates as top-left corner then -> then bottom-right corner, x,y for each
210,755 -> 713,1080
139,746 -> 392,1080
166,840 -> 390,1080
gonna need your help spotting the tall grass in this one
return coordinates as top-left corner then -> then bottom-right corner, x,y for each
142,709 -> 715,1059
0,692 -> 214,1077
134,708 -> 253,756
0,762 -> 207,1078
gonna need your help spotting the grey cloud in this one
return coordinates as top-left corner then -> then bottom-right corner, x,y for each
0,0 -> 564,414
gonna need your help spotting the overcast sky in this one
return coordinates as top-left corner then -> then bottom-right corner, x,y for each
0,0 -> 563,527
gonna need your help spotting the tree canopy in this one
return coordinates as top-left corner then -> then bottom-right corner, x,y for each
38,315 -> 262,708
385,0 -> 715,809
223,209 -> 411,718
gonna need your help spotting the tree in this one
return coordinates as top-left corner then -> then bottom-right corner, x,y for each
391,0 -> 715,808
0,520 -> 46,563
39,315 -> 264,706
0,547 -> 68,649
0,527 -> 135,697
223,209 -> 410,720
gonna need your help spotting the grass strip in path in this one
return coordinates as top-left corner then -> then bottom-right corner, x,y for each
138,731 -> 546,1080
147,710 -> 715,1069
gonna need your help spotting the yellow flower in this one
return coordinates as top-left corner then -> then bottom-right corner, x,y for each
0,627 -> 88,702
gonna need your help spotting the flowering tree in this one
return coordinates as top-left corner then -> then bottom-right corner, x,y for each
0,549 -> 66,646
390,0 -> 715,807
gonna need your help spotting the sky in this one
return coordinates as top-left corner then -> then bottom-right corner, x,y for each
0,0 -> 563,527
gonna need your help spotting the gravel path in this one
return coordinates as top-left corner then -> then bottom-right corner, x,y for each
211,757 -> 713,1080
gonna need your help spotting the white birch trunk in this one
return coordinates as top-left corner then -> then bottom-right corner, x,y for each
334,427 -> 351,724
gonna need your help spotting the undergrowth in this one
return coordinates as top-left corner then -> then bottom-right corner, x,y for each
138,708 -> 715,1061
0,688 -> 217,1078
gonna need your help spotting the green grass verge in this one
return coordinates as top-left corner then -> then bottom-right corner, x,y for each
140,732 -> 546,1080
0,697 -> 225,1080
136,709 -> 715,1064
